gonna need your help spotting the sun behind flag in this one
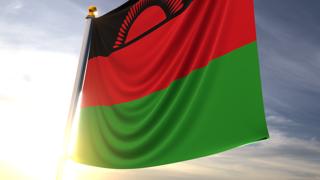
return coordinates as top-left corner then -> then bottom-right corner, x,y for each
73,0 -> 269,169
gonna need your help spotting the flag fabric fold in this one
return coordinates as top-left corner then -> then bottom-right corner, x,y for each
73,0 -> 269,169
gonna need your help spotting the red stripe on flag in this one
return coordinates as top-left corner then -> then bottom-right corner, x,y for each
82,0 -> 257,107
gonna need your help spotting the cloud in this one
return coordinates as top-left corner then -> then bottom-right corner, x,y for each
267,115 -> 295,125
4,1 -> 24,13
0,0 -> 85,54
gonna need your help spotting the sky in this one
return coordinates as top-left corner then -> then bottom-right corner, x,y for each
0,0 -> 319,179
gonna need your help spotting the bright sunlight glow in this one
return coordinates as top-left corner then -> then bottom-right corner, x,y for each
94,11 -> 99,17
0,48 -> 78,180
0,48 -> 213,180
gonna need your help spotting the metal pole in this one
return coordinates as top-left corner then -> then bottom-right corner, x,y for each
56,6 -> 97,180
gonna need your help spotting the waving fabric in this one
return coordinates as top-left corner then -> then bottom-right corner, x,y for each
73,0 -> 269,169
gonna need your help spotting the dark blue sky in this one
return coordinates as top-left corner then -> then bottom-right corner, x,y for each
0,0 -> 319,179
255,0 -> 320,139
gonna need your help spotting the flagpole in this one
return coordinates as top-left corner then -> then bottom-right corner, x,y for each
56,6 -> 97,180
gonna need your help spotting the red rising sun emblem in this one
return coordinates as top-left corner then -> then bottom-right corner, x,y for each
113,0 -> 185,49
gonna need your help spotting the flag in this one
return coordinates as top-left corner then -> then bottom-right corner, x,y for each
73,0 -> 269,169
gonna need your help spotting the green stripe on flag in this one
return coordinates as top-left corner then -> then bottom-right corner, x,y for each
73,42 -> 269,168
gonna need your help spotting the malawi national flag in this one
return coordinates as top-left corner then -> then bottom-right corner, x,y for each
73,0 -> 269,169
